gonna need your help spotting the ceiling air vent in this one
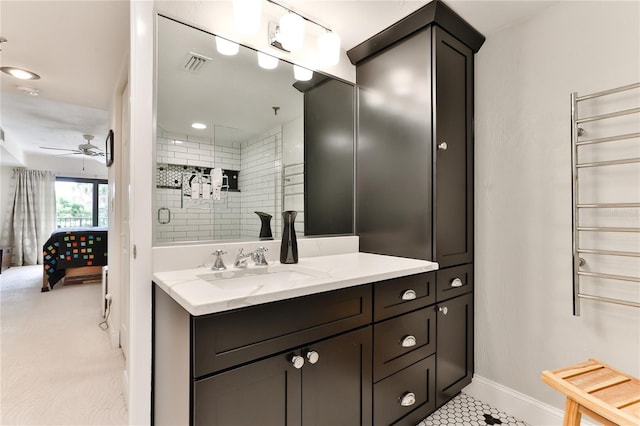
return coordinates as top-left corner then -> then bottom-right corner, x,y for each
184,52 -> 212,72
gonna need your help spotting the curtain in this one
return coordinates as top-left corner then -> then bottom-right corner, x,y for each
0,169 -> 56,265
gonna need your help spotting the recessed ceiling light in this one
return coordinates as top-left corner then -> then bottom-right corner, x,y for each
0,66 -> 40,80
192,122 -> 207,130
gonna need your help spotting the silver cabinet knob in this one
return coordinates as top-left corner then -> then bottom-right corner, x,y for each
401,335 -> 417,348
401,289 -> 417,301
291,355 -> 305,369
439,306 -> 448,315
450,277 -> 463,288
306,350 -> 320,364
399,392 -> 416,407
438,141 -> 448,150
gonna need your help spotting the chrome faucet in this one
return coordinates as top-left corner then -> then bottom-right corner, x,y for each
234,247 -> 269,268
211,250 -> 227,270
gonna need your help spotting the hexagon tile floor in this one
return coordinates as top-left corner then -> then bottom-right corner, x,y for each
417,392 -> 530,426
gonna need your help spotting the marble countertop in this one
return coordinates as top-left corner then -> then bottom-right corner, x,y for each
153,252 -> 438,316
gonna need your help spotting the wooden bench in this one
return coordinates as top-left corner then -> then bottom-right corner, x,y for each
542,359 -> 640,426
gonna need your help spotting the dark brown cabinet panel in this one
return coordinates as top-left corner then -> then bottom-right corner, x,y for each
436,263 -> 473,302
301,327 -> 372,426
373,272 -> 435,321
356,27 -> 433,261
433,28 -> 474,268
373,355 -> 436,426
193,353 -> 300,426
374,307 -> 436,382
193,327 -> 371,426
304,79 -> 355,236
436,292 -> 473,408
193,285 -> 371,377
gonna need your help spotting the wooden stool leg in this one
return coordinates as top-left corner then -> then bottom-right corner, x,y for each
563,398 -> 582,426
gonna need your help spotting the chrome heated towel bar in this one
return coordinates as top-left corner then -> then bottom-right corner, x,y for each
571,82 -> 640,315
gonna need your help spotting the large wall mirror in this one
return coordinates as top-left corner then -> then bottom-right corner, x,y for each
154,15 -> 355,245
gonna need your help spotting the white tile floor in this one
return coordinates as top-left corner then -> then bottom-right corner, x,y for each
418,392 -> 530,426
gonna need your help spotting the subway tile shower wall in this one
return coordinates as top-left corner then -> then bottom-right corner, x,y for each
155,127 -> 284,244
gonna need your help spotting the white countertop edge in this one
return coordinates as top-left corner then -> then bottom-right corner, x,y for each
153,253 -> 439,316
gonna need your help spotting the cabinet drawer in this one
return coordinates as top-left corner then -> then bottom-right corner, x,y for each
373,355 -> 436,426
373,307 -> 435,382
436,264 -> 473,302
193,284 -> 372,378
374,272 -> 435,321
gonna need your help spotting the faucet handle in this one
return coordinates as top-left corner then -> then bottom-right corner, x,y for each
211,250 -> 227,271
253,246 -> 269,266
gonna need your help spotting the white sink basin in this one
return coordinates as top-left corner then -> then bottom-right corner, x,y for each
196,264 -> 328,290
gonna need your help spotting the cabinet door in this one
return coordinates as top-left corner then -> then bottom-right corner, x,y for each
433,27 -> 474,268
193,353 -> 301,425
301,327 -> 372,426
436,292 -> 473,408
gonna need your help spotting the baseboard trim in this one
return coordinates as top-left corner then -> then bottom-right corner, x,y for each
463,375 -> 598,426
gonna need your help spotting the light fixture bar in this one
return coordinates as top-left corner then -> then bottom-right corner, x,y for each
266,0 -> 332,33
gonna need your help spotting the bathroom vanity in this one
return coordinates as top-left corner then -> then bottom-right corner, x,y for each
153,253 -> 442,425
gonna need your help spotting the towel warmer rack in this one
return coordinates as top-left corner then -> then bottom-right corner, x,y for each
282,162 -> 305,232
571,82 -> 640,315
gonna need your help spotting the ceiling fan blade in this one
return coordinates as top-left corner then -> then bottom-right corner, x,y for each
52,152 -> 83,157
40,146 -> 80,152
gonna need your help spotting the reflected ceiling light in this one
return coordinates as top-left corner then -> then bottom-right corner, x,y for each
317,31 -> 341,67
279,12 -> 304,52
215,36 -> 239,56
1,66 -> 40,80
293,65 -> 313,81
192,122 -> 207,130
257,51 -> 278,69
233,0 -> 262,34
16,86 -> 39,96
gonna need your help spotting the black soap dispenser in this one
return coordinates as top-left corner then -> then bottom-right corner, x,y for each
254,211 -> 273,240
280,210 -> 298,264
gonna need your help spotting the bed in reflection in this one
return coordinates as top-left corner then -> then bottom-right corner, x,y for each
42,227 -> 108,292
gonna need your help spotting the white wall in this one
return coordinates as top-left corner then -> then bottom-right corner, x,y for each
474,0 -> 640,418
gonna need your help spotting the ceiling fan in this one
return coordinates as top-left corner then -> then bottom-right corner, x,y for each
40,134 -> 105,158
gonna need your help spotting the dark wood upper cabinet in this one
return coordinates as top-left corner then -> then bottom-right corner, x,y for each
303,79 -> 355,236
351,3 -> 481,268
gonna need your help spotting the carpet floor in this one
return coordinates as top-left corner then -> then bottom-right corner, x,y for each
0,265 -> 127,425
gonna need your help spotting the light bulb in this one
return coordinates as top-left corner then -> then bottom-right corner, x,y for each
232,0 -> 262,34
257,51 -> 278,70
279,12 -> 304,52
215,36 -> 239,56
293,65 -> 313,81
317,31 -> 341,66
192,122 -> 207,130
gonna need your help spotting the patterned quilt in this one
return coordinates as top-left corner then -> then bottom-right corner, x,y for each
43,227 -> 108,289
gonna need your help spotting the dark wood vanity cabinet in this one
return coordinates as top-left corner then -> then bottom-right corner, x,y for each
349,0 -> 484,418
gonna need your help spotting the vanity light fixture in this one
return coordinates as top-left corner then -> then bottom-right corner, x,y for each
317,31 -> 341,67
215,36 -> 239,56
278,12 -> 305,53
293,65 -> 313,81
232,0 -> 262,34
257,51 -> 279,70
192,122 -> 207,130
1,66 -> 40,80
265,0 -> 340,64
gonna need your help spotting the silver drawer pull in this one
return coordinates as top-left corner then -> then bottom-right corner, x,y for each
438,141 -> 448,150
401,335 -> 417,348
401,289 -> 417,301
399,392 -> 416,407
439,306 -> 448,315
290,355 -> 305,369
450,278 -> 463,288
